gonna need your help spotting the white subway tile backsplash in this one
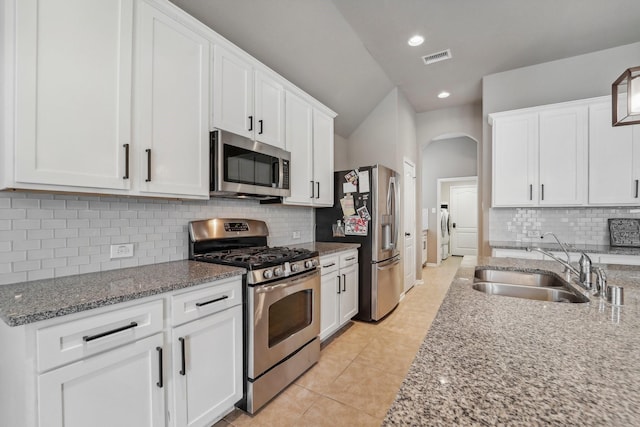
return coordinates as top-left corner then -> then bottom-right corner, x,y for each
490,207 -> 640,245
0,192 -> 315,285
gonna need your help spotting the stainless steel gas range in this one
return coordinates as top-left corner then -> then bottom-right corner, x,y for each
188,218 -> 320,414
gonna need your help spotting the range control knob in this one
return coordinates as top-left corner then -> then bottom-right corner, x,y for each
263,269 -> 273,279
273,267 -> 284,277
291,264 -> 300,272
305,259 -> 318,269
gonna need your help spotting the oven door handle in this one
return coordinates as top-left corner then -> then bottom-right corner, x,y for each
255,270 -> 319,294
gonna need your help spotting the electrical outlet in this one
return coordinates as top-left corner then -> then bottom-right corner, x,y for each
110,243 -> 134,259
292,231 -> 301,239
527,230 -> 541,238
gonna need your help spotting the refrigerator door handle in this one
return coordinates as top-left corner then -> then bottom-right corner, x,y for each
376,258 -> 401,271
388,176 -> 399,250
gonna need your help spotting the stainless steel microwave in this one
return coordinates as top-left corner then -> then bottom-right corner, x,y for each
210,130 -> 291,199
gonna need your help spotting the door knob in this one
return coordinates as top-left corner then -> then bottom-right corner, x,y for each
405,232 -> 411,236
452,223 -> 456,228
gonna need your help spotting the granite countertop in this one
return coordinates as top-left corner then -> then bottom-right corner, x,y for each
491,240 -> 640,256
0,261 -> 245,327
384,256 -> 640,426
290,241 -> 361,256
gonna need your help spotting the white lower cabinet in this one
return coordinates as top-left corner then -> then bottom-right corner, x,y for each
170,291 -> 242,427
319,250 -> 359,341
0,276 -> 243,427
38,333 -> 165,427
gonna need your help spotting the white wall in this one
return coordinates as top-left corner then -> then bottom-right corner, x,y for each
333,133 -> 350,171
482,41 -> 640,253
0,192 -> 313,285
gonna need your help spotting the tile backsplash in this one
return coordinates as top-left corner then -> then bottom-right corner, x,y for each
0,192 -> 313,285
490,207 -> 640,245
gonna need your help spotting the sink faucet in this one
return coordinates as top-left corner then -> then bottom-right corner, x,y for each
526,232 -> 593,290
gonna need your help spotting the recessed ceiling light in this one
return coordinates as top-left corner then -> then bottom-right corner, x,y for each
407,35 -> 424,47
438,91 -> 450,99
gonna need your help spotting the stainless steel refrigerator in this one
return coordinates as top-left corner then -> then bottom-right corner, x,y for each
315,164 -> 402,321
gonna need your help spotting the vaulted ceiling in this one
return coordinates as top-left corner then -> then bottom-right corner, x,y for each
171,0 -> 640,138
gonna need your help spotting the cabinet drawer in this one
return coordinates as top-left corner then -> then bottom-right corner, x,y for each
37,300 -> 164,372
339,250 -> 358,268
319,255 -> 339,276
171,277 -> 242,327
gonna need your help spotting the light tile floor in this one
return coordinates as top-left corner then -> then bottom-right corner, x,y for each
217,256 -> 462,427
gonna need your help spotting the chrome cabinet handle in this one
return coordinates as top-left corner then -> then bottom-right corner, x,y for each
322,262 -> 336,268
83,321 -> 137,342
529,184 -> 532,201
541,184 -> 544,201
248,116 -> 253,131
145,149 -> 152,182
635,180 -> 639,198
179,337 -> 186,376
345,256 -> 356,261
123,143 -> 130,180
156,347 -> 163,388
337,276 -> 341,294
195,295 -> 229,307
258,119 -> 263,134
342,274 -> 346,292
310,181 -> 314,199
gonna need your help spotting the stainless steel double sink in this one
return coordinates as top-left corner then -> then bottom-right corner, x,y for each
472,268 -> 589,303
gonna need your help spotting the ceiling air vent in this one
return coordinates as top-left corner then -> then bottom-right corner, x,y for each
422,49 -> 452,65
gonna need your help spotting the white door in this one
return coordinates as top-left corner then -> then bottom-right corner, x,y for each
403,160 -> 416,293
589,101 -> 640,204
15,0 -> 133,190
284,91 -> 314,205
449,185 -> 478,256
339,263 -> 359,325
255,71 -> 285,148
172,306 -> 243,427
212,45 -> 254,139
135,2 -> 210,198
538,106 -> 588,205
320,270 -> 340,341
37,334 -> 165,427
492,114 -> 538,206
312,109 -> 335,206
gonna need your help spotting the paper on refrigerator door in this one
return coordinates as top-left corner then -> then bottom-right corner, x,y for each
340,194 -> 356,216
358,170 -> 370,193
343,181 -> 357,193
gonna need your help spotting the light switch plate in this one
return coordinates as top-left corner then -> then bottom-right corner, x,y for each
292,231 -> 301,239
110,243 -> 134,259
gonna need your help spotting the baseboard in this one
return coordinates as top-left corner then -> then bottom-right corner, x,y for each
426,262 -> 438,267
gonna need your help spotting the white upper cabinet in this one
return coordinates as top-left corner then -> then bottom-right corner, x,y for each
212,45 -> 254,139
589,100 -> 640,205
312,108 -> 335,206
491,100 -> 589,207
254,71 -> 285,148
283,91 -> 334,207
213,45 -> 285,149
538,106 -> 587,206
492,113 -> 538,206
14,0 -> 133,191
135,1 -> 210,198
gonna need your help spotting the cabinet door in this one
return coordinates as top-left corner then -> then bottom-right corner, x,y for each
255,71 -> 285,148
319,271 -> 340,341
492,114 -> 538,206
339,263 -> 359,325
589,101 -> 640,205
172,305 -> 242,427
136,2 -> 209,198
312,109 -> 335,206
37,333 -> 165,427
15,0 -> 132,190
212,45 -> 254,139
284,91 -> 314,205
538,106 -> 587,206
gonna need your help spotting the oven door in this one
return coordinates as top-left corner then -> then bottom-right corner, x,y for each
249,269 -> 320,378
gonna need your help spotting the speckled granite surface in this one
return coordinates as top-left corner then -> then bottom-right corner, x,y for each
0,261 -> 244,327
491,240 -> 640,256
290,241 -> 360,256
384,256 -> 640,426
